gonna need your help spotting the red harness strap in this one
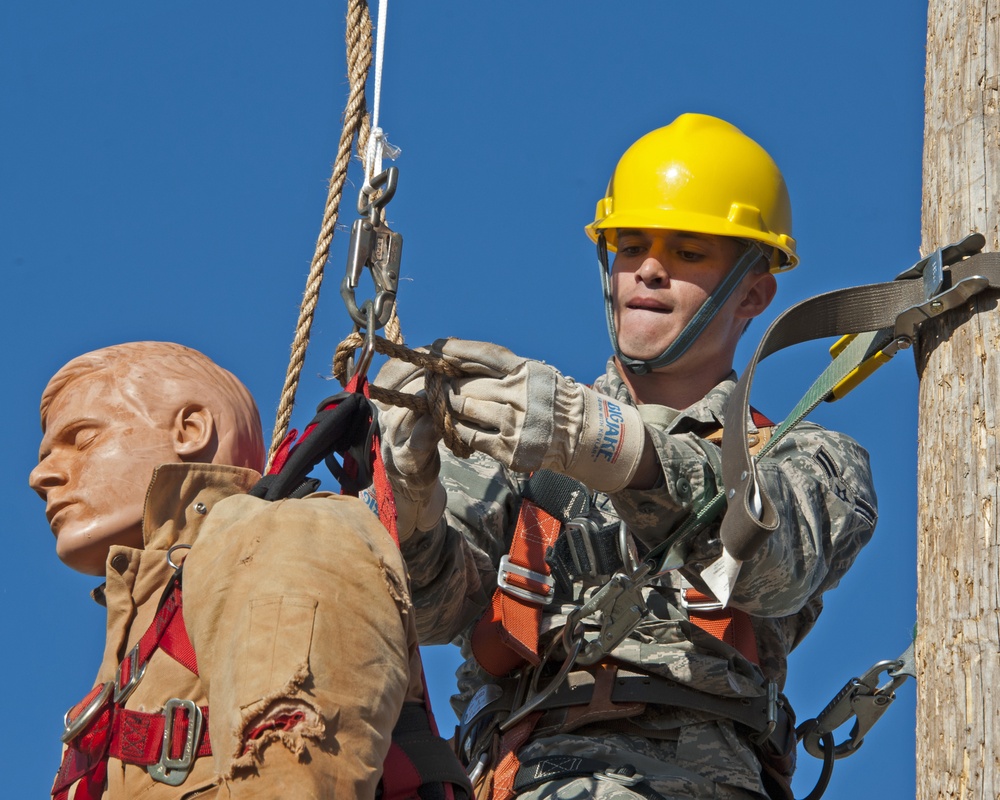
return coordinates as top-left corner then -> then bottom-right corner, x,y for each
53,579 -> 210,799
471,499 -> 562,677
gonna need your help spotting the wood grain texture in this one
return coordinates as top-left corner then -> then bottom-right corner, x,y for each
919,2 -> 1000,797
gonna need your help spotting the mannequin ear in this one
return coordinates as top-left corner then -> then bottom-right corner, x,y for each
171,404 -> 217,461
736,271 -> 777,320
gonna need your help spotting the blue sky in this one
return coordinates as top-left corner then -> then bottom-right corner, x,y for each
2,2 -> 928,796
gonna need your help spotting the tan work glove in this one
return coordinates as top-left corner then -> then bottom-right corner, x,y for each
433,338 -> 645,493
373,356 -> 447,541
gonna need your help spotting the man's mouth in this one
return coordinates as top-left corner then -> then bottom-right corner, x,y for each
627,298 -> 671,313
46,501 -> 72,528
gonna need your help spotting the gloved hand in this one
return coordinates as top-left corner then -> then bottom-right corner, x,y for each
432,338 -> 646,493
373,355 -> 447,541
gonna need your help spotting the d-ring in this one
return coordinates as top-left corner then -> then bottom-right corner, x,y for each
167,544 -> 192,570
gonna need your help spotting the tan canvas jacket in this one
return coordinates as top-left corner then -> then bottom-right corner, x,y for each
62,462 -> 420,799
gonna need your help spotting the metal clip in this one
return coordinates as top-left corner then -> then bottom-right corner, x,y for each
340,223 -> 401,331
596,767 -> 646,787
61,682 -> 113,744
800,656 -> 911,760
147,698 -> 204,786
357,166 -> 399,220
340,166 -> 404,382
749,680 -> 779,744
114,644 -> 147,704
497,554 -> 556,605
574,566 -> 651,666
893,232 -> 989,342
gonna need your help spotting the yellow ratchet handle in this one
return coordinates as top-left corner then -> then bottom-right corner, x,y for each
826,334 -> 895,401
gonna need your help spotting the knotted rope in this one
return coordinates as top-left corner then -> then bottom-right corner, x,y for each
332,335 -> 474,458
266,0 -> 375,471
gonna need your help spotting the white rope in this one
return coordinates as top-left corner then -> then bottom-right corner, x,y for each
363,0 -> 399,191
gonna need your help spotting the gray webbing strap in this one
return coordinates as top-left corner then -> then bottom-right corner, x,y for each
720,249 -> 1000,561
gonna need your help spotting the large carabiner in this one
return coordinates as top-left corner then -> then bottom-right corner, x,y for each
799,649 -> 913,760
340,165 -> 403,382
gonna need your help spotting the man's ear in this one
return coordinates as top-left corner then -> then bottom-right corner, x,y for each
736,271 -> 777,320
171,404 -> 217,462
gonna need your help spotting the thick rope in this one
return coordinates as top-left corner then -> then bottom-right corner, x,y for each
332,335 -> 474,458
266,0 -> 374,471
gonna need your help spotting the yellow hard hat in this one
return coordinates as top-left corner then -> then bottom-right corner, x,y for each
586,113 -> 798,271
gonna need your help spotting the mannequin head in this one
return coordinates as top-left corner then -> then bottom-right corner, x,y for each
29,342 -> 265,574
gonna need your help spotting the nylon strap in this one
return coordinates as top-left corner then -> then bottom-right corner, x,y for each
490,712 -> 543,800
721,250 -> 1000,561
683,588 -> 759,664
53,578 -> 206,797
109,705 -> 211,766
472,500 -> 563,677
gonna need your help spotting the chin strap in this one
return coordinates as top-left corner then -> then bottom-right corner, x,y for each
597,233 -> 765,375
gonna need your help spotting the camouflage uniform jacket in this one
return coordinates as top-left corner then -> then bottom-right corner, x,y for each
401,359 -> 877,798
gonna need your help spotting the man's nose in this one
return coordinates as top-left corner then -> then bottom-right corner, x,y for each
636,253 -> 670,284
29,458 -> 64,499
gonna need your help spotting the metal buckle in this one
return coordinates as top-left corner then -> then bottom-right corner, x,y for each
497,554 -> 555,605
893,232 -> 990,342
596,768 -> 645,787
147,698 -> 203,786
114,644 -> 147,704
680,588 -> 724,611
61,682 -> 113,744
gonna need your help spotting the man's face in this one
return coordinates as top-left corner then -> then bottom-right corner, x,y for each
610,228 -> 749,368
29,372 -> 181,575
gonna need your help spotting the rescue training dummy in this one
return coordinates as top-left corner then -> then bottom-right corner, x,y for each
372,114 -> 878,800
31,341 -> 422,799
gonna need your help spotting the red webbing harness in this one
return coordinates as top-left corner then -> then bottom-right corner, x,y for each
468,411 -> 775,800
53,578 -> 209,799
54,374 -> 469,799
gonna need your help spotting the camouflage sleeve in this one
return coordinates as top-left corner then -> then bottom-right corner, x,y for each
729,422 -> 877,616
610,425 -> 724,544
399,447 -> 521,644
611,420 -> 877,618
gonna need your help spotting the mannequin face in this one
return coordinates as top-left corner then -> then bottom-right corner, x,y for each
29,371 -> 182,575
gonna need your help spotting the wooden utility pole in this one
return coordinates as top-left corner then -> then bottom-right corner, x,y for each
916,2 -> 1000,798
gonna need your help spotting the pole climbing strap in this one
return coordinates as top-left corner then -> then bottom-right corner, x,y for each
701,236 -> 1000,564
643,237 -> 995,573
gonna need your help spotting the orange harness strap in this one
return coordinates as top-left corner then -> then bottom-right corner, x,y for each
472,500 -> 562,677
683,588 -> 760,664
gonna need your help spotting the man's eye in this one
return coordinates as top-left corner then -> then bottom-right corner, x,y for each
678,250 -> 703,262
620,244 -> 646,257
72,428 -> 98,450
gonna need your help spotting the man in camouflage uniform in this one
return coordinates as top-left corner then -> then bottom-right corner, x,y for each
374,114 -> 877,799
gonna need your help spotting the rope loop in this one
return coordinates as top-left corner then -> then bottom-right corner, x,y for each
332,334 -> 474,458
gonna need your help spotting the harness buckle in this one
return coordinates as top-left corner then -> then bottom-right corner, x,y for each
894,232 -> 989,342
147,698 -> 203,786
114,644 -> 147,704
498,554 -> 555,605
680,587 -> 725,611
61,681 -> 114,744
595,767 -> 645,787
